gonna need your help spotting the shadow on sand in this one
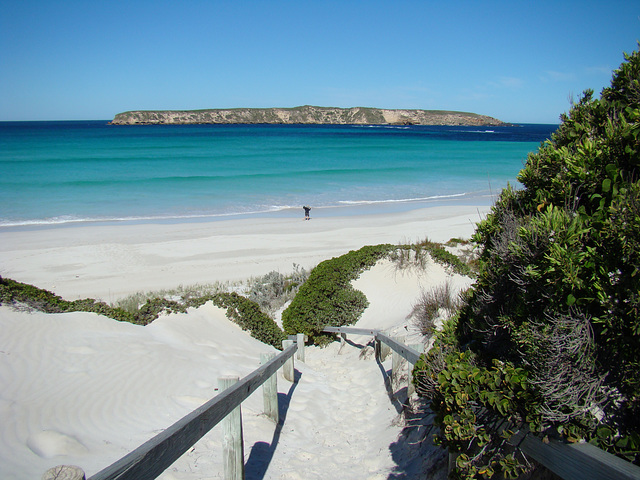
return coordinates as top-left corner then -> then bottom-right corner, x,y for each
375,351 -> 448,478
386,398 -> 448,479
245,369 -> 302,480
376,352 -> 407,415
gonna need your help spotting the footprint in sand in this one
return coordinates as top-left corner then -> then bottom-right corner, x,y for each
27,430 -> 88,458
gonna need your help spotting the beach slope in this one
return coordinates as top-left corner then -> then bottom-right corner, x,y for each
0,204 -> 487,478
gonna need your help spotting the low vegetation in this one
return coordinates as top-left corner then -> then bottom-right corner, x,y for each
0,276 -> 136,322
413,47 -> 640,478
388,238 -> 476,277
282,240 -> 477,345
1,233 -> 478,352
282,244 -> 394,344
0,267 -> 310,349
408,280 -> 466,337
247,264 -> 308,316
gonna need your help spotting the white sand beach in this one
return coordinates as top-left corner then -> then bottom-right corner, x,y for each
0,204 -> 488,479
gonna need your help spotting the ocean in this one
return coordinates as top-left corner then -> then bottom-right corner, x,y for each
0,121 -> 558,227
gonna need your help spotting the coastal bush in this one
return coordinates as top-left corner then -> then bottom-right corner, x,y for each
0,276 -> 136,323
281,244 -> 394,343
247,265 -> 309,316
0,276 -> 286,348
414,342 -> 538,479
387,238 -> 476,276
413,47 -> 640,476
408,280 -> 464,336
208,292 -> 286,349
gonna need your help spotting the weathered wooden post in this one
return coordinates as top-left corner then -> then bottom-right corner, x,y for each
260,353 -> 278,424
42,465 -> 86,480
219,376 -> 244,480
338,332 -> 347,354
296,333 -> 305,362
391,336 -> 406,389
408,343 -> 423,397
378,331 -> 391,361
380,332 -> 391,362
282,339 -> 295,382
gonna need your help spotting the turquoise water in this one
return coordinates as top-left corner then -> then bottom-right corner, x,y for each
0,122 -> 557,226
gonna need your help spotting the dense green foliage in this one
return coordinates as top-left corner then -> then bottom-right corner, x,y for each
0,276 -> 137,322
415,48 -> 640,477
208,292 -> 286,348
416,345 -> 536,479
281,244 -> 394,343
0,277 -> 285,348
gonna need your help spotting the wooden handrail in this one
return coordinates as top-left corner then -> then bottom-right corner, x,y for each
44,325 -> 640,480
321,326 -> 421,364
375,331 -> 421,364
323,326 -> 380,336
323,325 -> 640,480
510,429 -> 640,480
86,343 -> 297,480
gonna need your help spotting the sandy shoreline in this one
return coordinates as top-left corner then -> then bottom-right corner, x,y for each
1,202 -> 487,479
0,203 -> 490,302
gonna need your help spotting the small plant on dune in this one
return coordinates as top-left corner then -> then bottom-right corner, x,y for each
408,280 -> 465,337
386,245 -> 416,270
247,264 -> 309,316
388,237 -> 475,277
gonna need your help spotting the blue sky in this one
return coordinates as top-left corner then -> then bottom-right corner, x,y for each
1,1 -> 639,123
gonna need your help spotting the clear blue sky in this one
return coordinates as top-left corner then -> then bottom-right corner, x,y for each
1,0 -> 639,123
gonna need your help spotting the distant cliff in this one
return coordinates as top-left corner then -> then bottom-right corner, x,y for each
110,106 -> 506,126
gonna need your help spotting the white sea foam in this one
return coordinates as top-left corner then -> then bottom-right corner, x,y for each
337,192 -> 468,205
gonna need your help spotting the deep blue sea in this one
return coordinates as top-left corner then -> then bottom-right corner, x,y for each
0,121 -> 558,227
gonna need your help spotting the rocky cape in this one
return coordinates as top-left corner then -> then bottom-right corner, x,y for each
110,106 -> 506,126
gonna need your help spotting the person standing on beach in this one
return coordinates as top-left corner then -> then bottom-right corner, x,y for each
303,205 -> 311,220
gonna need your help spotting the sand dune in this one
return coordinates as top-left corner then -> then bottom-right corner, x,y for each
0,205 -> 486,479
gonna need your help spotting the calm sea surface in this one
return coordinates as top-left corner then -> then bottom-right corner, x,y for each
0,121 -> 557,227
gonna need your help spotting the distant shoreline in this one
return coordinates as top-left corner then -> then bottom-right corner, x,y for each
0,202 -> 492,302
0,192 -> 496,232
110,105 -> 507,126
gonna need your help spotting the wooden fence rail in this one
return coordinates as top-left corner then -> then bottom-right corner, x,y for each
43,325 -> 640,480
323,326 -> 640,480
44,341 -> 299,480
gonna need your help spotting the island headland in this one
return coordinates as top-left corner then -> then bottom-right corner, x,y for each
110,105 -> 506,126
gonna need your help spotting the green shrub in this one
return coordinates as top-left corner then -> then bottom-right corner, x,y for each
413,46 -> 640,475
0,276 -> 137,323
0,276 -> 286,348
208,292 -> 286,349
414,346 -> 538,479
459,49 -> 640,438
281,244 -> 393,343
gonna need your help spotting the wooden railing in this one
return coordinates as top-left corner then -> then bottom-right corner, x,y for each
323,326 -> 640,480
43,326 -> 640,480
43,336 -> 303,480
323,326 -> 421,399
